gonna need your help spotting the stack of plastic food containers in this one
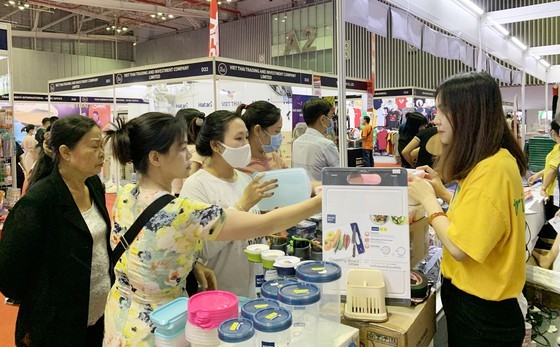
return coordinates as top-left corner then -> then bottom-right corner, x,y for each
277,282 -> 320,344
245,244 -> 270,298
272,256 -> 300,278
260,250 -> 285,282
150,297 -> 190,347
185,291 -> 238,347
218,318 -> 255,347
260,278 -> 297,300
252,307 -> 292,347
240,298 -> 281,321
295,261 -> 342,324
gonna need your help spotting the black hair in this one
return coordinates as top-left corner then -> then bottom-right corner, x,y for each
105,112 -> 186,174
21,124 -> 35,133
196,110 -> 241,157
363,116 -> 371,124
49,116 -> 59,125
28,115 -> 97,187
303,98 -> 333,125
237,101 -> 281,131
551,120 -> 560,135
401,112 -> 428,139
176,108 -> 205,145
41,117 -> 50,126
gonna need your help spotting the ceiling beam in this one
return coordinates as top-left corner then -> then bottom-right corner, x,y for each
0,9 -> 21,21
486,2 -> 560,25
32,10 -> 41,31
82,24 -> 109,34
28,0 -> 114,22
529,45 -> 560,57
12,29 -> 135,42
47,0 -> 218,19
39,13 -> 75,31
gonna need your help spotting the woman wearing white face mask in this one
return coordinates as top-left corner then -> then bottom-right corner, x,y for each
180,110 -> 278,296
237,101 -> 287,175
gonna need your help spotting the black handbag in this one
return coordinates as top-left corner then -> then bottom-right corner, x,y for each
111,194 -> 175,268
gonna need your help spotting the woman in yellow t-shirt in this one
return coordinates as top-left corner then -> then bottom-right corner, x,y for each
528,121 -> 560,229
409,72 -> 527,346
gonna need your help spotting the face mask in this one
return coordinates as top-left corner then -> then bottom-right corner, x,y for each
218,142 -> 252,168
321,116 -> 334,135
260,130 -> 283,153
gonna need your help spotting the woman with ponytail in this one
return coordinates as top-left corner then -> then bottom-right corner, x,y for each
103,112 -> 321,346
237,101 -> 287,175
0,115 -> 111,346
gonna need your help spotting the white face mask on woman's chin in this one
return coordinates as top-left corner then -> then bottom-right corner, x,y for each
218,142 -> 252,168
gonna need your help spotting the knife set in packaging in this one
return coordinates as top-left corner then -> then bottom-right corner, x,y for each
322,168 -> 411,305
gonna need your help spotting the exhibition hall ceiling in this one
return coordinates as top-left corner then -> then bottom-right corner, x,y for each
0,0 -> 302,42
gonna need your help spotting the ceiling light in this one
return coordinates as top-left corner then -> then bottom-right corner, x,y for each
106,26 -> 111,31
274,17 -> 278,20
150,14 -> 156,18
8,0 -> 15,4
541,60 -> 551,68
116,28 -> 122,33
161,16 -> 166,20
23,2 -> 29,8
122,27 -> 128,31
157,12 -> 163,16
168,14 -> 173,18
218,1 -> 222,4
17,2 -> 24,10
511,36 -> 527,50
456,0 -> 484,16
227,0 -> 232,2
111,25 -> 116,29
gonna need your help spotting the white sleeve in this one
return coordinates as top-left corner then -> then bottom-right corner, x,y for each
325,143 -> 340,168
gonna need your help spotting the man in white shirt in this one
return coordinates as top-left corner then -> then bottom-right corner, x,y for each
292,98 -> 340,181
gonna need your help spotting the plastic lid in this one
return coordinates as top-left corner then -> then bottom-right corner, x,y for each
241,298 -> 280,320
252,307 -> 292,333
261,278 -> 297,300
277,283 -> 320,306
154,327 -> 185,340
296,261 -> 342,283
187,291 -> 238,330
218,318 -> 255,343
149,297 -> 188,330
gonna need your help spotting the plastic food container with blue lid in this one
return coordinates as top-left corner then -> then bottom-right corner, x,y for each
277,282 -> 320,345
149,297 -> 188,335
218,318 -> 255,347
253,307 -> 292,347
295,260 -> 342,327
260,278 -> 297,300
241,298 -> 281,321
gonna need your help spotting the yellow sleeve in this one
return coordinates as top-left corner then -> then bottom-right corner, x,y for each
549,151 -> 560,170
447,188 -> 508,263
175,198 -> 226,242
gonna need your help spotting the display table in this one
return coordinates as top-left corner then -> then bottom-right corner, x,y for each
347,147 -> 364,167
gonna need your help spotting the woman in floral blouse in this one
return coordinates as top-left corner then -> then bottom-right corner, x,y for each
103,112 -> 321,346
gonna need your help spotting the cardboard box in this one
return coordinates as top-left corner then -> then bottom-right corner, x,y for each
341,293 -> 436,347
410,217 -> 429,267
322,168 -> 411,305
318,319 -> 360,347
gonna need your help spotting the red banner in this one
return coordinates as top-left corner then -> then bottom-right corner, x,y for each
208,0 -> 219,56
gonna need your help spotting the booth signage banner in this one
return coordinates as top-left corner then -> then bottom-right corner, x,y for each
0,94 -> 49,102
80,97 -> 114,104
374,88 -> 413,97
216,60 -> 312,85
414,88 -> 435,97
346,79 -> 368,91
49,74 -> 114,93
313,74 -> 322,96
115,61 -> 213,85
50,96 -> 80,103
116,98 -> 149,104
292,94 -> 317,128
208,0 -> 219,56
